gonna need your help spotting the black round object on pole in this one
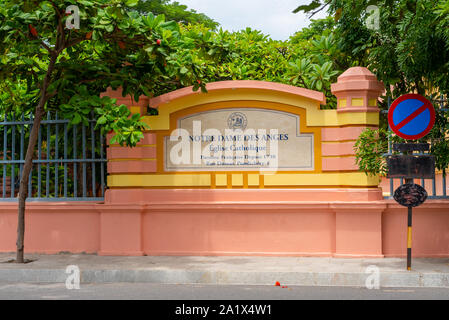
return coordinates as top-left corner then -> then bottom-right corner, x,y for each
393,183 -> 428,208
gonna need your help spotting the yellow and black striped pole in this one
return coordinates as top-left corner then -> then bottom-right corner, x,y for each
407,206 -> 413,271
405,177 -> 413,271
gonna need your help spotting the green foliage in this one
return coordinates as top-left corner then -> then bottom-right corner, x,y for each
296,0 -> 449,174
354,128 -> 389,177
294,0 -> 449,96
134,0 -> 219,30
0,0 -> 203,147
95,96 -> 149,147
293,0 -> 323,15
425,98 -> 449,173
175,24 -> 342,108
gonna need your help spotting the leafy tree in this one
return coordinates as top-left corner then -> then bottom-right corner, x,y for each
134,0 -> 219,30
176,25 -> 342,107
0,0 -> 201,263
294,0 -> 449,96
295,1 -> 449,177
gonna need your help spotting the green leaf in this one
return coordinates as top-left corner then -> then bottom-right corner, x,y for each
180,66 -> 188,74
71,113 -> 82,125
97,116 -> 107,125
292,1 -> 322,14
125,0 -> 139,7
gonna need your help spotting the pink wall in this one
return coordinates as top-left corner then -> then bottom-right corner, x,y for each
0,202 -> 100,254
1,70 -> 447,258
1,191 -> 448,258
382,200 -> 449,257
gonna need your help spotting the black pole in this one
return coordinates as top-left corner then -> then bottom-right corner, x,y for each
405,177 -> 413,271
407,205 -> 412,271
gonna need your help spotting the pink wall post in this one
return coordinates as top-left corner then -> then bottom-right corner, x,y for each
327,67 -> 385,257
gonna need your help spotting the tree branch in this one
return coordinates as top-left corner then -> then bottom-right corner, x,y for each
308,3 -> 329,19
14,27 -> 55,55
48,0 -> 66,51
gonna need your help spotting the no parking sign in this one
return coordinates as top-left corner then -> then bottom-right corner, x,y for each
386,93 -> 436,271
388,94 -> 435,140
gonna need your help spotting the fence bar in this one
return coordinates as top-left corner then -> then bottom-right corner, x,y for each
0,159 -> 108,164
432,176 -> 437,196
3,113 -> 7,198
37,120 -> 42,198
387,97 -> 394,197
441,96 -> 447,197
55,112 -> 59,197
73,125 -> 77,198
82,124 -> 87,198
442,170 -> 446,197
28,115 -> 33,198
0,119 -> 97,126
91,114 -> 96,197
19,113 -> 24,197
11,114 -> 16,198
100,129 -> 105,197
45,112 -> 50,198
64,123 -> 68,198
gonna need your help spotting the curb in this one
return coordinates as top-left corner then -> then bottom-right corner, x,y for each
1,269 -> 449,288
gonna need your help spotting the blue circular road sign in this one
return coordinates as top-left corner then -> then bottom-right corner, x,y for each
388,94 -> 435,140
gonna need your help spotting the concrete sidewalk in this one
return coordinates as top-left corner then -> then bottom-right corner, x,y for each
0,253 -> 448,288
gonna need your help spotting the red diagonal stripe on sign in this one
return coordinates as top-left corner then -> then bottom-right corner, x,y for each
393,104 -> 428,131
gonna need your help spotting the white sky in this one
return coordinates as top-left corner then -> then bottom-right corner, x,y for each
177,0 -> 328,41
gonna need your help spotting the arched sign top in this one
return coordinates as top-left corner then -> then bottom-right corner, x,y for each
149,80 -> 327,109
388,94 -> 435,140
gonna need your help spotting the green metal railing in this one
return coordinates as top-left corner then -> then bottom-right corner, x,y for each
0,112 -> 106,201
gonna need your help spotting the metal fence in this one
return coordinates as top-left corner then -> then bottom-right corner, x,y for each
0,112 -> 107,201
382,95 -> 449,199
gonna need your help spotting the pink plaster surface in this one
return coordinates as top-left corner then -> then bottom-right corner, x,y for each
331,67 -> 383,114
333,205 -> 384,257
0,203 -> 100,254
321,141 -> 356,156
142,207 -> 335,256
105,188 -> 384,203
322,156 -> 358,171
98,205 -> 144,256
382,201 -> 449,257
107,160 -> 157,173
0,196 -> 448,257
321,126 -> 369,142
107,146 -> 156,159
336,106 -> 380,113
331,67 -> 384,94
149,80 -> 326,108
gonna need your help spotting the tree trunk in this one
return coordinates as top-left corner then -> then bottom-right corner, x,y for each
16,56 -> 57,263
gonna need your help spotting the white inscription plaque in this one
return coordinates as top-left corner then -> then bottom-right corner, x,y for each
165,108 -> 314,171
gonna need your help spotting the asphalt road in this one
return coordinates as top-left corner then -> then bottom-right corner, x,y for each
0,283 -> 448,300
